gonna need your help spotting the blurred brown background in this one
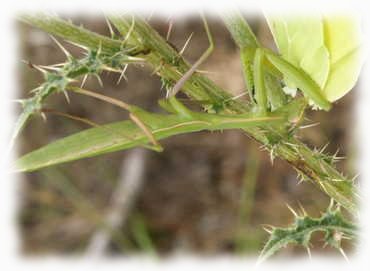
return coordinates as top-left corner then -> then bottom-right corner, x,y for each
16,14 -> 357,257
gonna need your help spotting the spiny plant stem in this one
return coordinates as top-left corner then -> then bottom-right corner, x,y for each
20,14 -> 356,214
20,14 -> 144,56
11,45 -> 141,146
108,15 -> 246,111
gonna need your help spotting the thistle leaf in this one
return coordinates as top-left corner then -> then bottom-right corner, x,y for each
258,204 -> 356,262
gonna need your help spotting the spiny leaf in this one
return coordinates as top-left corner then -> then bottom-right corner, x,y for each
258,204 -> 356,262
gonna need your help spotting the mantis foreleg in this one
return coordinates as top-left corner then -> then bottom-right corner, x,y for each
264,51 -> 332,111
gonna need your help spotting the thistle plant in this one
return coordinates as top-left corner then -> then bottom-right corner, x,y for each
14,11 -> 362,260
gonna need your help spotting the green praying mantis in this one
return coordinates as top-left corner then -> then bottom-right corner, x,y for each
15,14 -> 361,172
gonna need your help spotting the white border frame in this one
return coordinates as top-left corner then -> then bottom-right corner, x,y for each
1,1 -> 369,270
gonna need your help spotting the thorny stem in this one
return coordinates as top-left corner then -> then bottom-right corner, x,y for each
21,14 -> 356,213
19,14 -> 149,57
109,15 -> 357,214
108,15 -> 246,111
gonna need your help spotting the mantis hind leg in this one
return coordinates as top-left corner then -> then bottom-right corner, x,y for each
68,86 -> 163,152
129,113 -> 163,152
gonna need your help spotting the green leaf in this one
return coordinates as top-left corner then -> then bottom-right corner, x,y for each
267,16 -> 330,89
267,14 -> 362,103
322,16 -> 362,101
258,204 -> 356,262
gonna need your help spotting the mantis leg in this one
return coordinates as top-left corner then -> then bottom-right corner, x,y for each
253,48 -> 268,114
68,86 -> 163,152
167,96 -> 194,119
128,112 -> 163,151
167,14 -> 214,98
40,108 -> 100,127
264,51 -> 331,111
240,47 -> 257,103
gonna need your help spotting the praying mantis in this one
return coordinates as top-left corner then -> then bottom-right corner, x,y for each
66,15 -> 306,151
15,13 -> 360,172
13,13 -> 362,260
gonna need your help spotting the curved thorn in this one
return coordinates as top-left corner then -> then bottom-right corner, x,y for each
105,17 -> 115,38
299,122 -> 320,130
40,65 -> 59,71
117,64 -> 129,85
40,112 -> 47,122
49,35 -> 71,58
306,246 -> 312,260
286,204 -> 298,217
146,10 -> 154,21
297,202 -> 308,216
81,75 -> 88,88
31,64 -> 47,74
262,226 -> 273,234
97,41 -> 102,57
166,19 -> 173,41
121,16 -> 135,46
339,248 -> 350,263
62,90 -> 70,104
179,32 -> 194,55
94,74 -> 104,87
329,198 -> 335,210
319,142 -> 330,154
